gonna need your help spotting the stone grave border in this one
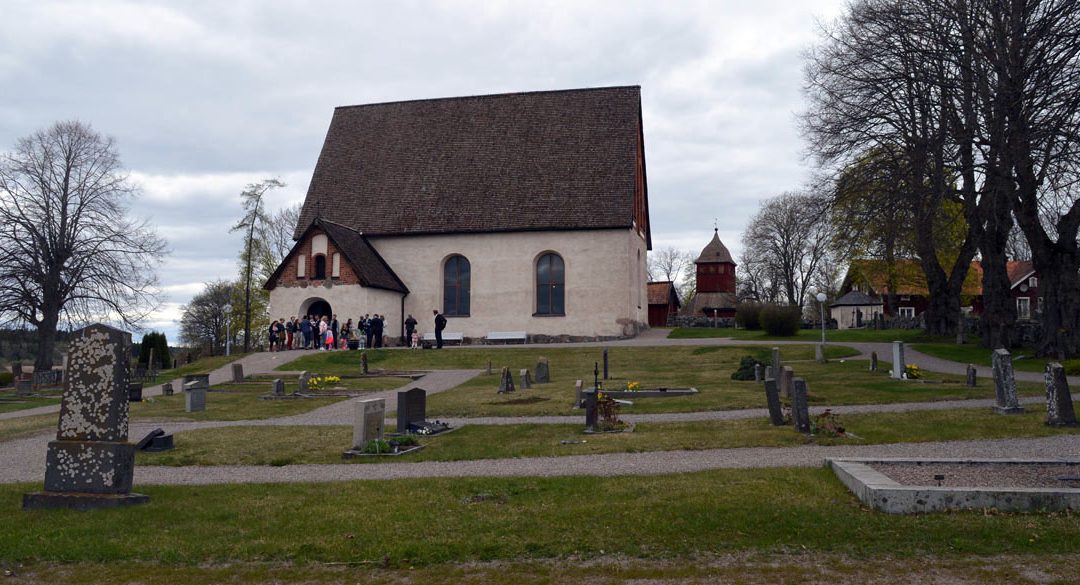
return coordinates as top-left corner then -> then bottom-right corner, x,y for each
596,387 -> 698,398
828,457 -> 1080,514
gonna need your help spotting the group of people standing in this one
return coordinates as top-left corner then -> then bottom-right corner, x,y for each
267,313 -> 388,351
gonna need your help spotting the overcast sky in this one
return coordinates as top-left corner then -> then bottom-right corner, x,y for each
0,0 -> 847,342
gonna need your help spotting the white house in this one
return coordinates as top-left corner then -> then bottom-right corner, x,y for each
265,86 -> 652,343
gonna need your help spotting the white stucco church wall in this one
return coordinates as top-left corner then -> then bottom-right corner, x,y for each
268,228 -> 648,341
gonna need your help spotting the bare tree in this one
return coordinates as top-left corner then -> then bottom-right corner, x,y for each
179,280 -> 236,356
0,121 -> 167,369
741,191 -> 834,306
257,202 -> 301,282
231,179 -> 284,353
647,246 -> 693,284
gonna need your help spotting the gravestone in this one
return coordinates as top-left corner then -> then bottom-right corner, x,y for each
966,364 -> 977,387
574,379 -> 583,408
763,378 -> 784,426
351,398 -> 385,449
1044,363 -> 1078,427
298,371 -> 311,393
991,349 -> 1025,414
396,388 -> 426,433
583,389 -> 598,431
770,347 -> 781,377
182,374 -> 210,390
272,378 -> 285,397
764,365 -> 774,381
486,360 -> 492,375
23,323 -> 148,510
754,363 -> 762,383
535,357 -> 550,384
361,352 -> 369,374
184,381 -> 206,413
791,378 -> 811,434
161,382 -> 174,396
891,341 -> 905,379
780,366 -> 794,400
231,363 -> 244,383
127,383 -> 143,402
870,352 -> 878,372
519,368 -> 532,389
603,348 -> 609,380
16,378 -> 32,397
135,428 -> 165,451
815,343 -> 826,364
498,367 -> 516,393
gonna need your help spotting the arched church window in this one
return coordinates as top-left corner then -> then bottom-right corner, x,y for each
536,253 -> 565,316
314,255 -> 326,279
443,255 -> 471,316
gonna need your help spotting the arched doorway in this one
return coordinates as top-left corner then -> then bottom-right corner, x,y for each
303,299 -> 332,320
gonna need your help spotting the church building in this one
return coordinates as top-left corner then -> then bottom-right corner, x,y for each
265,86 -> 652,342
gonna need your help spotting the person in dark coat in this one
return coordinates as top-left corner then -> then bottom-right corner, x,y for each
330,314 -> 339,350
300,315 -> 312,349
433,309 -> 447,349
372,314 -> 384,348
364,313 -> 374,349
404,314 -> 417,346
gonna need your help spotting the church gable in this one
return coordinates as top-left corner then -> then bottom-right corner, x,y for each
265,220 -> 407,293
294,86 -> 651,245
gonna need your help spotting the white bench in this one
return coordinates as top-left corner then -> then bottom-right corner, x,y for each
485,331 -> 527,344
423,332 -> 464,345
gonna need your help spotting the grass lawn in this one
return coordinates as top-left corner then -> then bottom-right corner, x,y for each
3,469 -> 1078,569
138,407 -> 1079,466
246,373 -> 417,393
912,342 -> 1074,374
668,327 -> 944,343
422,350 -> 1045,417
0,388 -> 61,414
158,353 -> 252,380
0,413 -> 57,442
129,383 -> 349,422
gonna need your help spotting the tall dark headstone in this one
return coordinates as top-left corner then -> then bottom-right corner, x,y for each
770,347 -> 781,377
23,324 -> 148,510
869,352 -> 878,372
792,378 -> 811,434
361,352 -> 369,374
486,360 -> 492,375
396,388 -> 426,433
603,348 -> 609,380
992,349 -> 1024,414
966,364 -> 977,387
127,383 -> 143,402
1044,363 -> 1078,427
780,366 -> 794,400
584,389 -> 598,431
764,378 -> 784,426
535,357 -> 550,384
498,367 -> 516,393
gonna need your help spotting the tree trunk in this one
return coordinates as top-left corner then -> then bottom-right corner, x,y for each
977,175 -> 1016,349
34,309 -> 59,371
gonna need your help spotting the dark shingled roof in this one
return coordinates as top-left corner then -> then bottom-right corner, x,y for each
294,86 -> 648,240
647,281 -> 681,307
831,290 -> 882,307
695,230 -> 734,264
264,219 -> 408,293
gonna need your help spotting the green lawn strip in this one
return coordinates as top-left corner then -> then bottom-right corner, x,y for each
668,327 -> 946,343
912,343 -> 1057,373
160,353 -> 253,380
3,469 -> 1079,567
0,413 -> 56,442
129,386 -> 350,422
12,554 -> 1080,585
245,374 -> 413,392
0,389 -> 61,414
426,355 -> 1042,417
137,408 -> 1079,466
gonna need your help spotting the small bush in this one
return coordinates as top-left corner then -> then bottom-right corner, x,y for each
759,304 -> 802,336
0,372 -> 12,387
731,356 -> 762,380
734,302 -> 763,330
1063,359 -> 1080,376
